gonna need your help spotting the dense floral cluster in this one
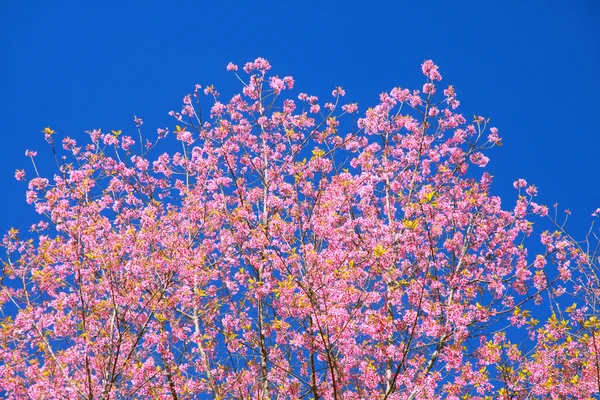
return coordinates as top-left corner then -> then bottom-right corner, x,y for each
1,58 -> 599,399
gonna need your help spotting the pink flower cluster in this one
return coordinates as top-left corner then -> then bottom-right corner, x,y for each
2,58 -> 597,400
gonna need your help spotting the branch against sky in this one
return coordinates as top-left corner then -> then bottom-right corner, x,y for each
1,58 -> 599,399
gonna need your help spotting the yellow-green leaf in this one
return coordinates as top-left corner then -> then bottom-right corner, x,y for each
402,218 -> 419,230
312,148 -> 325,158
373,244 -> 387,257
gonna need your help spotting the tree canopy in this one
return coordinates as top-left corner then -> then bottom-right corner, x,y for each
1,58 -> 599,399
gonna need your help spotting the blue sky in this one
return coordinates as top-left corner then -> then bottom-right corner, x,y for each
1,1 -> 599,238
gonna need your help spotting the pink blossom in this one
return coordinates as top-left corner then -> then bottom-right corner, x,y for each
444,85 -> 456,97
14,169 -> 26,180
421,59 -> 442,81
102,134 -> 119,146
342,103 -> 358,113
243,57 -> 271,73
423,82 -> 436,94
177,129 -> 193,145
332,86 -> 346,97
156,128 -> 167,138
88,128 -> 102,142
283,76 -> 294,89
121,136 -> 135,151
526,185 -> 538,196
513,178 -> 528,189
469,152 -> 490,167
428,106 -> 440,116
269,76 -> 285,94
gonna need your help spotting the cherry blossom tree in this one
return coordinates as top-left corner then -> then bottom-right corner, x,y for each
1,58 -> 599,399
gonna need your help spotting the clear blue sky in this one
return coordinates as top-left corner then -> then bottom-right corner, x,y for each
1,1 -> 599,238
